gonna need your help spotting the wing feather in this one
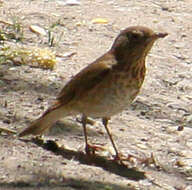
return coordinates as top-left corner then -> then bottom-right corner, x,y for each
57,52 -> 117,105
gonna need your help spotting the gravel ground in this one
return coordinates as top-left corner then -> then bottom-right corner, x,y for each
1,0 -> 192,189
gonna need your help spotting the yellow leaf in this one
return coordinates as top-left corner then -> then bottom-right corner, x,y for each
91,18 -> 108,24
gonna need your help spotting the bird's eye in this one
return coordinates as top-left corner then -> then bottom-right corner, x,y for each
132,33 -> 139,39
131,31 -> 144,40
126,32 -> 140,40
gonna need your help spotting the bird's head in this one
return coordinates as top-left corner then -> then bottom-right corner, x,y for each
111,26 -> 168,62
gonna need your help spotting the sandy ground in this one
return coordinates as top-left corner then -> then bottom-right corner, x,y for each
1,0 -> 192,189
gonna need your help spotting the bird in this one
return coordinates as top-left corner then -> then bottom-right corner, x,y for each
18,26 -> 168,159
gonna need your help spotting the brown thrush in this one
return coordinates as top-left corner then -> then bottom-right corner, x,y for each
19,26 -> 167,159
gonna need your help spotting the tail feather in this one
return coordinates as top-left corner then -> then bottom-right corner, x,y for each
18,116 -> 52,137
18,102 -> 69,137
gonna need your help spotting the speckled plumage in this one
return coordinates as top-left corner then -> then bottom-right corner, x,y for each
19,26 -> 167,158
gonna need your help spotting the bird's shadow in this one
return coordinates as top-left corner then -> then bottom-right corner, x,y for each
0,178 -> 137,190
20,138 -> 145,181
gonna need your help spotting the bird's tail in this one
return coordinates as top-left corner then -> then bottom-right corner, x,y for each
19,102 -> 69,137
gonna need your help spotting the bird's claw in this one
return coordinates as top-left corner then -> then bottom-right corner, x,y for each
85,144 -> 106,155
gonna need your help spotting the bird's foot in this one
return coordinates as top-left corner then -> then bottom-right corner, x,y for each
112,153 -> 123,161
109,152 -> 143,165
85,143 -> 106,155
115,153 -> 159,167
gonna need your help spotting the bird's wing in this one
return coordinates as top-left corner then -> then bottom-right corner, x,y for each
57,52 -> 117,105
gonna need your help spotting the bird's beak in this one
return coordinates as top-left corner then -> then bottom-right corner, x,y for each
146,32 -> 168,44
153,32 -> 168,39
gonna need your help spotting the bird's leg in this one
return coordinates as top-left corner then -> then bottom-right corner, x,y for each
102,118 -> 145,163
82,115 -> 105,155
81,115 -> 91,155
102,117 -> 120,160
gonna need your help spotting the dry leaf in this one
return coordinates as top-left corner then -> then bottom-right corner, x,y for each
91,18 -> 108,24
29,25 -> 47,36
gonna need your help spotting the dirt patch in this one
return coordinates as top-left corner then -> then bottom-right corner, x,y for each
1,0 -> 192,189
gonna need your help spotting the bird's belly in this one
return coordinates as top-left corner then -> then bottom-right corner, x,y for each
74,83 -> 139,118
